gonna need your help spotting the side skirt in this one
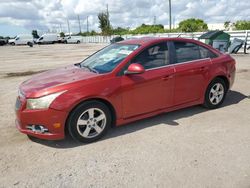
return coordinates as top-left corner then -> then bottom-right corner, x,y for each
115,100 -> 203,126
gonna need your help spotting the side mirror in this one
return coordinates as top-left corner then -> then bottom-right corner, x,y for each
124,63 -> 145,75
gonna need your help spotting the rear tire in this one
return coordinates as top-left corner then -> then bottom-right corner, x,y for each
203,78 -> 227,109
67,101 -> 111,143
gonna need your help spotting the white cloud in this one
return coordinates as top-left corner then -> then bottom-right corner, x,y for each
0,0 -> 250,35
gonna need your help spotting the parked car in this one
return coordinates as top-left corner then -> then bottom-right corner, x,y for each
8,34 -> 34,45
0,38 -> 8,46
110,36 -> 124,43
36,33 -> 58,44
15,38 -> 236,143
64,36 -> 81,44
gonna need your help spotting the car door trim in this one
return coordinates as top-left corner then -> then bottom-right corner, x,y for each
145,58 -> 210,71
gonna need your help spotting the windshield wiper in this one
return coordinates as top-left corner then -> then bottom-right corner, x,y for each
81,65 -> 99,74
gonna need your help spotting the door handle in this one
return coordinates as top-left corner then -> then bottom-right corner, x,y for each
200,66 -> 208,71
162,74 -> 174,80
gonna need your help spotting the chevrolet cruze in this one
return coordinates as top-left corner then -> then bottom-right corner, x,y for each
15,38 -> 236,143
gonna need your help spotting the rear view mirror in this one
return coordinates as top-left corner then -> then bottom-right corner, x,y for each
124,63 -> 145,75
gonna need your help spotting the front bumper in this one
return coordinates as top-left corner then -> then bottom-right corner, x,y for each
15,97 -> 67,140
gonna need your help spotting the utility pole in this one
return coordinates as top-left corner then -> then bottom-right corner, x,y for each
86,16 -> 89,33
153,16 -> 156,25
77,15 -> 81,33
59,23 -> 62,33
169,0 -> 172,31
107,4 -> 110,29
67,19 -> 71,36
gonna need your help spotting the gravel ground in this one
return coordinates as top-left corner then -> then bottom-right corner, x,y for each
0,44 -> 250,188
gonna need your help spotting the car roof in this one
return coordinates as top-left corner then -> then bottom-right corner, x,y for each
118,37 -> 222,55
119,37 -> 201,46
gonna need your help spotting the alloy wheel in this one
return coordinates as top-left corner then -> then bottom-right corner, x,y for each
209,83 -> 225,105
76,108 -> 106,139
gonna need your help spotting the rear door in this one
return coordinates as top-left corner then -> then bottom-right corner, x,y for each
171,41 -> 211,105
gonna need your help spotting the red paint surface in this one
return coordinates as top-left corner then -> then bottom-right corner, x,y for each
16,38 -> 236,140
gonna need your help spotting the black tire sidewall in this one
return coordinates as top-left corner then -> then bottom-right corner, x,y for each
204,78 -> 227,109
67,101 -> 111,143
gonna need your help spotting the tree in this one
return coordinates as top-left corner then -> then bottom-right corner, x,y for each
224,21 -> 231,30
98,12 -> 112,35
32,30 -> 39,39
234,20 -> 250,30
60,32 -> 65,37
112,27 -> 129,35
130,24 -> 165,34
178,18 -> 208,32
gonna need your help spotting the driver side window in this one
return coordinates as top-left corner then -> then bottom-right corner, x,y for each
131,42 -> 169,69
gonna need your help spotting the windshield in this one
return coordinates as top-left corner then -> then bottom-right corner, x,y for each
80,44 -> 139,74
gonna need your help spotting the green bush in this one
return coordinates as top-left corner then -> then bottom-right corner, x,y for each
179,18 -> 208,32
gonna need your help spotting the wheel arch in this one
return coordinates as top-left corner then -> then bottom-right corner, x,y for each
202,75 -> 229,103
65,97 -> 117,134
212,75 -> 230,91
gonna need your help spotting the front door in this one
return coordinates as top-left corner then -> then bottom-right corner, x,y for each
121,42 -> 175,118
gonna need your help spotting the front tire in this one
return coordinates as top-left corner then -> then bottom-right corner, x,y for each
204,78 -> 227,109
67,101 -> 111,143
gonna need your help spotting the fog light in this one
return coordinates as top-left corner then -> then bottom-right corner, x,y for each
26,125 -> 48,133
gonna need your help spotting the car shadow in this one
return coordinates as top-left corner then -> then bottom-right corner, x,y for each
28,90 -> 249,149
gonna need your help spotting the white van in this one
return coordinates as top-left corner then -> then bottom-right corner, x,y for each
8,34 -> 34,45
36,33 -> 58,44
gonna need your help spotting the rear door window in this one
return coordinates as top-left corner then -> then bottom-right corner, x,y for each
173,41 -> 218,64
173,42 -> 200,63
199,46 -> 218,59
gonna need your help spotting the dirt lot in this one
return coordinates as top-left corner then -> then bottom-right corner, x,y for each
0,44 -> 250,188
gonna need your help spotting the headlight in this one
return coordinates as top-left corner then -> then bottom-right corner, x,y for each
26,91 -> 65,110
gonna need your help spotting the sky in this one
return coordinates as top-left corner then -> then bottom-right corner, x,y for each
0,0 -> 250,37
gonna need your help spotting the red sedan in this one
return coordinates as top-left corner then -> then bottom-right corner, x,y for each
15,38 -> 236,143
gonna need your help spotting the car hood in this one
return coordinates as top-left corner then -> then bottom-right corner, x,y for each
8,39 -> 15,43
20,65 -> 99,98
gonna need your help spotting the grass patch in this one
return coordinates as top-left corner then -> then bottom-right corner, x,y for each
5,70 -> 47,77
